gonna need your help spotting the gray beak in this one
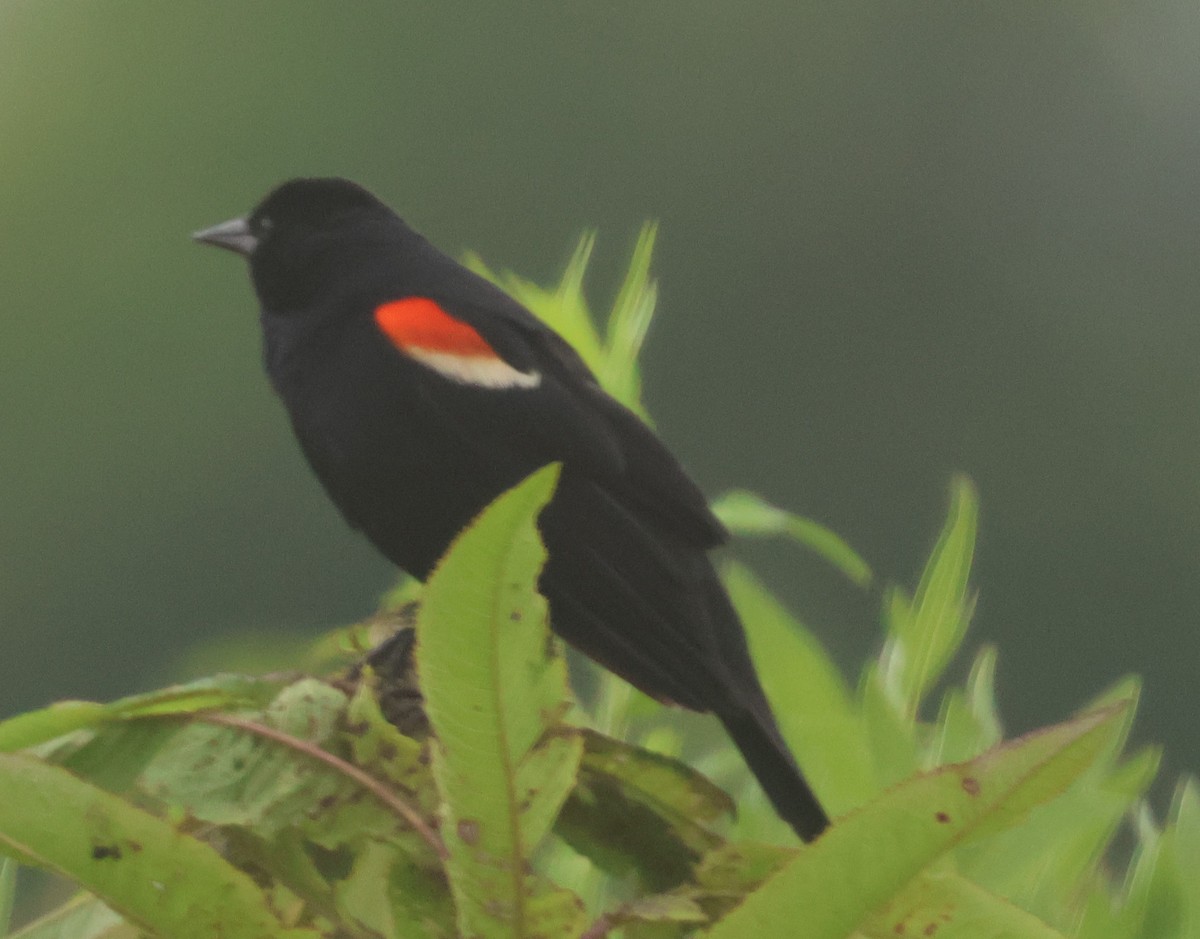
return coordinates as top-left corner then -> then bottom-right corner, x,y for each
192,216 -> 258,257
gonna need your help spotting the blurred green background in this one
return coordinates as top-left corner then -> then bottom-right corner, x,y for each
2,2 -> 1198,783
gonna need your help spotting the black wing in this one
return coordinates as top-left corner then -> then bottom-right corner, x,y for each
433,283 -> 728,552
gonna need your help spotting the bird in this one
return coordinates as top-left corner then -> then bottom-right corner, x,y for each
193,177 -> 829,841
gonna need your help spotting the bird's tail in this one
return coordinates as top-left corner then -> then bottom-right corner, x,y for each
718,705 -> 830,842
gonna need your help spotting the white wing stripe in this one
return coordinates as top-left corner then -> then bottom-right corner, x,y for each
408,348 -> 541,389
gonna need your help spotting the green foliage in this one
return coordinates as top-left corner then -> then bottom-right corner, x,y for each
0,231 -> 1196,938
464,225 -> 655,420
0,858 -> 14,938
420,463 -> 586,937
0,752 -> 318,939
712,489 -> 872,587
708,704 -> 1123,939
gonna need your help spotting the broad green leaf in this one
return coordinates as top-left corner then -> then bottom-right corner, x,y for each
556,730 -> 730,890
712,489 -> 872,586
419,464 -> 585,938
959,750 -> 1154,929
139,680 -> 351,837
955,679 -> 1147,925
725,562 -> 875,814
706,704 -> 1125,939
0,753 -> 315,939
7,894 -> 131,939
862,872 -> 1068,939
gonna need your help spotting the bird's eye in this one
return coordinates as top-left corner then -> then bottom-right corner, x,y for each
256,216 -> 274,235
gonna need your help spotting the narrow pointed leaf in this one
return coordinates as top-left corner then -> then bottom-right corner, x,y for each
882,475 -> 977,715
706,703 -> 1125,939
598,222 -> 657,411
713,489 -> 872,585
0,676 -> 278,754
859,663 -> 920,788
1169,777 -> 1200,890
0,855 -> 14,937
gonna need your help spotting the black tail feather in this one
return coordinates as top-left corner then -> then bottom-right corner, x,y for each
719,708 -> 830,842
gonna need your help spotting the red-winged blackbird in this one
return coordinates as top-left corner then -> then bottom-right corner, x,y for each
194,178 -> 829,840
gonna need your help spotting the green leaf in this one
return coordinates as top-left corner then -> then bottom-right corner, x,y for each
330,839 -> 455,939
966,645 -> 1003,746
419,463 -> 586,937
694,840 -> 795,917
547,233 -> 606,372
725,562 -> 875,815
930,647 -> 1003,767
1109,806 -> 1185,939
862,872 -> 1069,939
0,702 -> 110,754
385,849 -> 458,939
881,474 -> 978,717
556,730 -> 730,890
705,703 -> 1125,939
463,236 -> 606,380
1169,776 -> 1200,895
0,855 -> 14,937
6,894 -> 131,939
597,222 -> 657,413
104,675 -> 283,719
466,227 -> 660,418
342,670 -> 429,797
138,680 -> 352,837
0,753 -> 315,939
0,675 -> 279,754
858,662 -> 921,789
712,489 -> 872,586
603,891 -> 709,933
956,687 -> 1149,925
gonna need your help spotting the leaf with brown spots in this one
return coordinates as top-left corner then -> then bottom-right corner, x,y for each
706,703 -> 1126,939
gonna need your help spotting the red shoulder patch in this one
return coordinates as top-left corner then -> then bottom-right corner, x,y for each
373,296 -> 542,390
374,297 -> 497,358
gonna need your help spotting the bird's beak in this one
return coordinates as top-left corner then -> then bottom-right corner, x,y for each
192,216 -> 258,257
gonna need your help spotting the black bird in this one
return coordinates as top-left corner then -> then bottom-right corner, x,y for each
194,178 -> 829,840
